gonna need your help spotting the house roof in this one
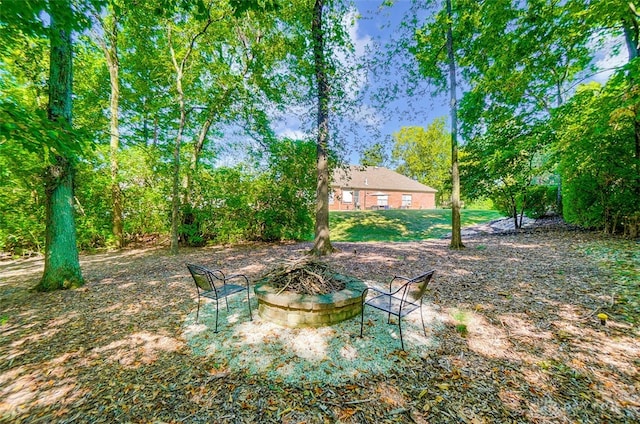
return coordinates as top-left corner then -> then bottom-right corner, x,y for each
332,165 -> 437,193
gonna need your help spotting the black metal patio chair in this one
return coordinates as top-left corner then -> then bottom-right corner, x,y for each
186,263 -> 253,332
359,270 -> 435,350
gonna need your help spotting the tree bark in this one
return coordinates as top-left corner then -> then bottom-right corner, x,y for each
184,115 -> 213,208
446,0 -> 464,249
623,14 -> 640,199
310,0 -> 334,256
618,11 -> 640,206
167,15 -> 213,254
635,105 -> 640,198
38,0 -> 84,291
622,17 -> 639,61
102,8 -> 124,249
168,26 -> 185,255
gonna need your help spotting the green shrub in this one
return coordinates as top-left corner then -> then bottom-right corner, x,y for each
524,185 -> 558,219
0,145 -> 46,255
464,197 -> 494,210
182,139 -> 316,245
555,73 -> 639,233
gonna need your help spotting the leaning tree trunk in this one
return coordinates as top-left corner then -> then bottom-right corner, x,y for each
446,0 -> 464,249
38,0 -> 84,291
180,114 -> 213,247
310,0 -> 334,256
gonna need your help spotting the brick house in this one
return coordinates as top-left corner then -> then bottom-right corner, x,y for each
329,165 -> 437,211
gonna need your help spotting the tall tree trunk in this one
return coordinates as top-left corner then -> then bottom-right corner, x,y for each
180,111 -> 213,247
168,27 -> 185,255
446,0 -> 464,249
170,105 -> 185,255
310,0 -> 334,256
554,77 -> 565,213
167,15 -> 213,255
166,16 -> 213,254
623,13 -> 640,198
102,9 -> 124,249
38,0 -> 83,291
622,17 -> 639,61
635,105 -> 640,198
185,115 -> 213,208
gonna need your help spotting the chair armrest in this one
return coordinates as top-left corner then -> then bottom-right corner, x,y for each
360,287 -> 369,302
363,284 -> 406,298
388,275 -> 412,291
225,273 -> 250,287
206,268 -> 225,281
360,286 -> 386,302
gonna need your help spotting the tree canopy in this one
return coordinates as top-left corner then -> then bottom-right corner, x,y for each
391,119 -> 450,205
1,0 -> 639,284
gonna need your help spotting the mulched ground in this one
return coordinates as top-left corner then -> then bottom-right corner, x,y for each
1,222 -> 639,423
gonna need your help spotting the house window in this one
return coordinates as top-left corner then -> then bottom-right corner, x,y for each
329,191 -> 335,205
402,194 -> 412,208
377,195 -> 388,207
343,190 -> 353,203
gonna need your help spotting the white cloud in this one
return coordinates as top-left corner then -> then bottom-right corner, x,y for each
335,9 -> 387,135
278,128 -> 309,140
346,9 -> 371,59
336,9 -> 373,100
591,34 -> 627,84
271,103 -> 312,140
350,103 -> 385,128
270,7 -> 381,142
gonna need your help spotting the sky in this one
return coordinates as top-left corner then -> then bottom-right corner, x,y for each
353,0 -> 449,128
241,0 -> 628,167
266,0 -> 446,166
339,0 -> 448,163
344,1 -> 626,164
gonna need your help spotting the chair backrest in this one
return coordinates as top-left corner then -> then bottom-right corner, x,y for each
404,270 -> 435,303
187,264 -> 225,296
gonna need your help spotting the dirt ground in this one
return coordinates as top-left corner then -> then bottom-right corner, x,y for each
1,223 -> 639,423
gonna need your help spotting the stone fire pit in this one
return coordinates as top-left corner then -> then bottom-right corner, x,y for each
253,262 -> 366,328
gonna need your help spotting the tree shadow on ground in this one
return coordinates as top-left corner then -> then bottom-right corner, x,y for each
0,229 -> 638,423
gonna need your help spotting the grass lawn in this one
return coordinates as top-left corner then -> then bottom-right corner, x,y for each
329,209 -> 504,242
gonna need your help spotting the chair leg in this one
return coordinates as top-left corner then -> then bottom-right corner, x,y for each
214,299 -> 220,333
420,305 -> 427,337
196,297 -> 201,323
360,304 -> 365,338
246,288 -> 253,321
398,318 -> 405,351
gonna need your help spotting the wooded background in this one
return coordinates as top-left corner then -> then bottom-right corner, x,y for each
1,0 -> 639,260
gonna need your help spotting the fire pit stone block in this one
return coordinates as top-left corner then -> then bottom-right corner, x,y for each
254,274 -> 366,328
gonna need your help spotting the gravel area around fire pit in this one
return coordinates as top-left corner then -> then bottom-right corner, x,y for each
183,294 -> 443,384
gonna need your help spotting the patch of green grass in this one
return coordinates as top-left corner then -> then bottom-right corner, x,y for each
455,324 -> 468,336
329,209 -> 503,242
582,240 -> 640,324
451,309 -> 469,337
451,309 -> 467,321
